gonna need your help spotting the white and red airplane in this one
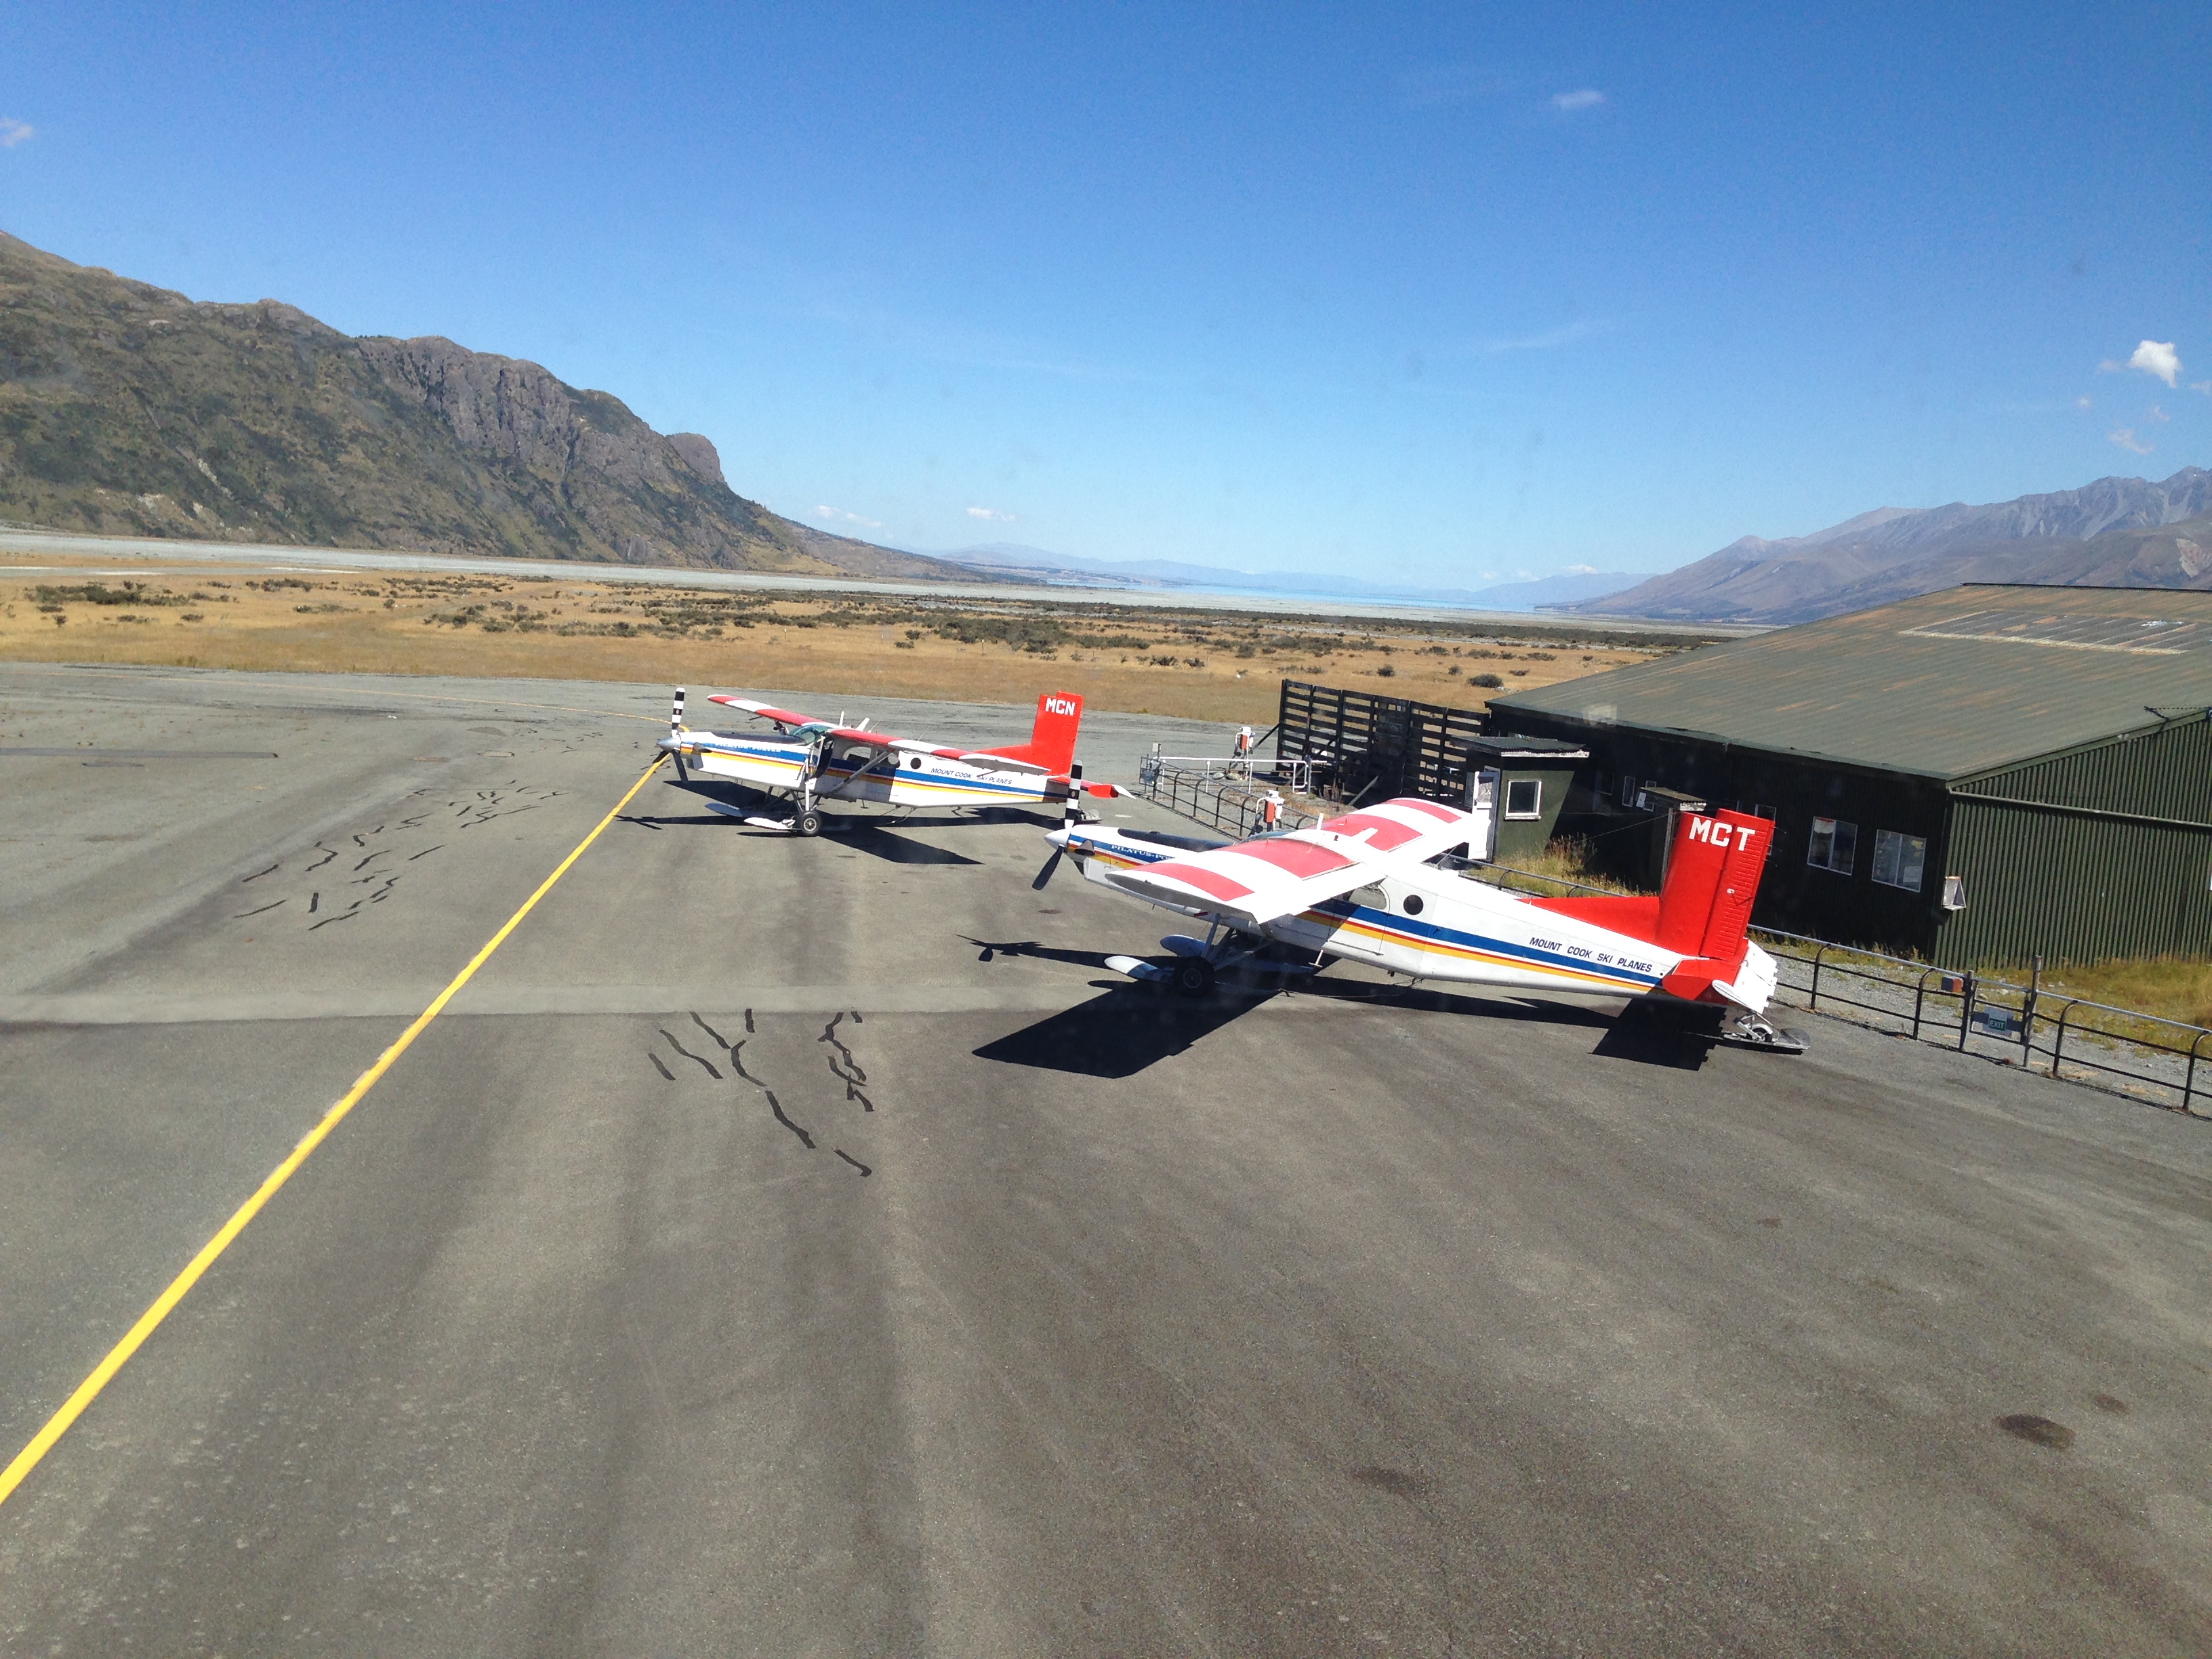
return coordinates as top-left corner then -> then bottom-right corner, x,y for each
660,687 -> 1120,835
1035,794 -> 1805,1050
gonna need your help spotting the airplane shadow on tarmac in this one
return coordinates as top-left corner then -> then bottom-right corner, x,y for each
627,780 -> 999,863
975,982 -> 1271,1078
972,949 -> 1711,1078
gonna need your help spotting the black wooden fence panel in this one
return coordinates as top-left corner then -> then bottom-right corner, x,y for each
1273,680 -> 1492,806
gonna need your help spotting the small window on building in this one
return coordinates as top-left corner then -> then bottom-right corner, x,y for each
1753,803 -> 1776,820
1871,830 -> 1927,892
1807,815 -> 1858,874
1942,874 -> 1967,911
1504,779 -> 1542,819
1619,773 -> 1638,806
1591,769 -> 1609,796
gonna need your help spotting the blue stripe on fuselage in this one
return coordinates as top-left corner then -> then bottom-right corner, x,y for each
1309,897 -> 1662,987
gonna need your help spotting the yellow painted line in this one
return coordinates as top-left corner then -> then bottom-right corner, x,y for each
0,754 -> 667,1512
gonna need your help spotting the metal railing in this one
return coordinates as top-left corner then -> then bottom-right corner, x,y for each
1463,862 -> 2211,1119
1139,752 -> 1316,794
1139,759 -> 1324,840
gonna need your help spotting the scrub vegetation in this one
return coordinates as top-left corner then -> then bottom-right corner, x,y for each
0,558 -> 1681,724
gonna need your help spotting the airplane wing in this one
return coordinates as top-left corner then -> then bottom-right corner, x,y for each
708,695 -> 819,728
706,697 -> 912,751
700,697 -> 1064,771
1104,796 -> 1479,927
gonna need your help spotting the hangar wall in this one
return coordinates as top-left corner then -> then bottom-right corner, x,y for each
1944,715 -> 2212,966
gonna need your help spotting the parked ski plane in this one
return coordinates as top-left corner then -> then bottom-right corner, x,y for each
1035,795 -> 1805,1050
659,687 -> 1120,834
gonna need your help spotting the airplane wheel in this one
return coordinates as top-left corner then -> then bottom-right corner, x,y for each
1170,958 -> 1216,998
794,809 -> 823,837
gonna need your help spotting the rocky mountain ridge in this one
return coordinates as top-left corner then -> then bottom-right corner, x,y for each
0,232 -> 976,582
1565,466 -> 2212,623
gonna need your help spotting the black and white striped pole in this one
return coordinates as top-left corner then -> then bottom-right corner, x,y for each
668,687 -> 688,780
1064,762 -> 1088,826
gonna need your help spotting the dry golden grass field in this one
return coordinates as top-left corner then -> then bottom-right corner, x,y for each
0,556 -> 1679,724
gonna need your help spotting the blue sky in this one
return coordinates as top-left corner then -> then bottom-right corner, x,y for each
3,3 -> 2206,583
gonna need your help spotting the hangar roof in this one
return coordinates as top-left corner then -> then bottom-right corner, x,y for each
1492,584 -> 2212,781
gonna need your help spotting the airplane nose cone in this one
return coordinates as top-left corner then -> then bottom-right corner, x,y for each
1046,827 -> 1073,851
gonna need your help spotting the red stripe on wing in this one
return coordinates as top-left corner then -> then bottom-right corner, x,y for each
1322,811 -> 1424,850
1386,797 -> 1462,822
1232,838 -> 1357,877
1150,862 -> 1255,902
708,697 -> 814,726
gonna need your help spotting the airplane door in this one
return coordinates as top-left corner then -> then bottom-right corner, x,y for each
886,752 -> 935,805
1467,768 -> 1500,862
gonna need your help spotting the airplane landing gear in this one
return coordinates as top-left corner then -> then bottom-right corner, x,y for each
1170,958 -> 1216,998
794,808 -> 823,838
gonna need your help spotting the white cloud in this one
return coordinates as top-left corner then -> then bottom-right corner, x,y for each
2192,380 -> 2212,396
966,506 -> 1018,522
2130,340 -> 2181,386
1563,563 -> 1597,575
2109,427 -> 2154,454
2074,395 -> 2093,409
2102,339 -> 2180,386
0,118 -> 32,148
2148,404 -> 2171,424
1551,89 -> 1605,112
814,504 -> 882,528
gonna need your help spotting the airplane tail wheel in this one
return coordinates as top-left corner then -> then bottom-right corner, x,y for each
794,809 -> 823,837
1170,958 -> 1216,998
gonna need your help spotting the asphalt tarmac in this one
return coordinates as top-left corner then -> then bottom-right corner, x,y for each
2,661 -> 2209,1657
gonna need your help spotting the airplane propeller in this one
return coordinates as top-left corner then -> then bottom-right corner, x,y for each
1030,847 -> 1063,890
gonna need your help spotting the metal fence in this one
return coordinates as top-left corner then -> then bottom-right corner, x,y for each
1137,759 -> 1324,840
1460,861 -> 2211,1118
1139,752 -> 1318,795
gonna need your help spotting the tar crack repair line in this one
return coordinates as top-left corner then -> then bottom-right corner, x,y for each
658,1029 -> 722,1079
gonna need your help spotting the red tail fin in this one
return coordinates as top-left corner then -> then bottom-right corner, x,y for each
977,691 -> 1084,775
1656,808 -> 1769,960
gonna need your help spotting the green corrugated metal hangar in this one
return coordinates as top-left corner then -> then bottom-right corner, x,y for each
1491,583 -> 2212,967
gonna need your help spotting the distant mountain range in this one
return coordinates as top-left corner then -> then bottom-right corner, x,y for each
1559,467 -> 2212,624
0,232 -> 981,583
926,542 -> 1648,611
12,233 -> 2204,626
